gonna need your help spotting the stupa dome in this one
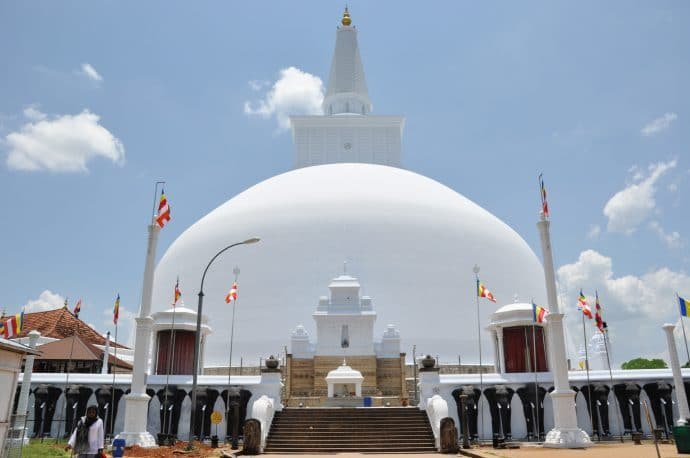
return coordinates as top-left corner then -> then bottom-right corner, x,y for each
151,163 -> 547,366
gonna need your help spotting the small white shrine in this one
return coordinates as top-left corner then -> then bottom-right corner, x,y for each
326,361 -> 364,398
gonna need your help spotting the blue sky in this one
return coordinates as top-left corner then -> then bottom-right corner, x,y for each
1,1 -> 689,365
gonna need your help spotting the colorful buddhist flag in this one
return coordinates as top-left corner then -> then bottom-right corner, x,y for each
532,302 -> 549,323
680,295 -> 690,317
3,313 -> 23,338
477,280 -> 496,303
594,291 -> 606,333
578,290 -> 593,319
539,173 -> 549,217
73,299 -> 82,318
113,294 -> 120,325
173,278 -> 182,306
155,189 -> 171,228
225,282 -> 238,304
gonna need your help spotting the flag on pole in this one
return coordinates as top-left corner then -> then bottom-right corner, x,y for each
477,280 -> 496,303
578,290 -> 593,319
532,302 -> 549,323
680,295 -> 690,317
539,173 -> 549,217
3,313 -> 23,338
155,189 -> 171,228
225,282 -> 238,304
594,291 -> 606,332
173,278 -> 182,306
73,299 -> 82,318
113,294 -> 120,325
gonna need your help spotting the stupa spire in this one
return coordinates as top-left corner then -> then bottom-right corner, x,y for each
323,7 -> 372,115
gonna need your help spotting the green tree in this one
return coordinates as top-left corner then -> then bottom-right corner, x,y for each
620,357 -> 667,370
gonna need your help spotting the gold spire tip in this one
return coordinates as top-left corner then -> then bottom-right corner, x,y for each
341,6 -> 351,26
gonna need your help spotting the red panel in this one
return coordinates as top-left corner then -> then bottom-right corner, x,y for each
503,327 -> 527,373
156,330 -> 196,375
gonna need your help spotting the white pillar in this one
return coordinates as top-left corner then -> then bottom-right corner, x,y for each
102,331 -> 111,375
117,223 -> 160,448
537,218 -> 591,448
496,328 -> 505,374
663,323 -> 690,425
14,330 -> 40,445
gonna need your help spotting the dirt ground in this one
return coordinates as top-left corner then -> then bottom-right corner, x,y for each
103,441 -> 690,457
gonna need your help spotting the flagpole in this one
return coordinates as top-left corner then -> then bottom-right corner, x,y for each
531,322 -> 540,441
676,293 -> 690,366
580,304 -> 594,437
60,309 -> 78,443
162,296 -> 178,440
225,267 -> 240,443
110,319 -> 119,440
601,327 -> 624,443
473,265 -> 484,442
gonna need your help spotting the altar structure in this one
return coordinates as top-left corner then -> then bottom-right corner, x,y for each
284,271 -> 406,406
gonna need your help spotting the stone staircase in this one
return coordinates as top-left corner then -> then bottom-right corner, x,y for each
264,407 -> 437,453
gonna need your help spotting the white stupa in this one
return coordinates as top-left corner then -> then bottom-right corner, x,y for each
149,9 -> 547,367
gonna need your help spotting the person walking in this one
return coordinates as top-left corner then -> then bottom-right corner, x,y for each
65,405 -> 105,458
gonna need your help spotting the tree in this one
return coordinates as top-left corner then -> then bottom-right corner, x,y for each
620,357 -> 667,370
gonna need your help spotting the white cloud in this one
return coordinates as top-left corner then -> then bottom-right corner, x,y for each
648,220 -> 683,249
557,250 -> 690,363
79,63 -> 103,82
244,66 -> 324,131
5,108 -> 125,172
603,160 -> 676,233
641,112 -> 677,136
558,249 -> 690,319
23,290 -> 66,313
587,224 -> 601,239
23,106 -> 46,121
248,80 -> 269,91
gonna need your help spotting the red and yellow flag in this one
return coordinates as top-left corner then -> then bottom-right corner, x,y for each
578,290 -> 593,319
225,282 -> 238,304
173,278 -> 182,306
155,189 -> 171,228
113,294 -> 120,325
477,280 -> 496,303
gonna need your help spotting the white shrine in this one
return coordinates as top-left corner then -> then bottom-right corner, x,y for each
286,270 -> 405,405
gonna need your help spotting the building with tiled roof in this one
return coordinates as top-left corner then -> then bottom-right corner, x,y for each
33,334 -> 132,373
13,307 -> 128,349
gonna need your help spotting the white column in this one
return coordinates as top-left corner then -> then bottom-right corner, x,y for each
14,330 -> 40,444
496,328 -> 505,374
355,382 -> 362,397
102,331 -> 111,375
116,223 -> 160,447
663,323 -> 690,425
537,218 -> 591,448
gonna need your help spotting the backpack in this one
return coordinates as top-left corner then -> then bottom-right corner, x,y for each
74,417 -> 90,453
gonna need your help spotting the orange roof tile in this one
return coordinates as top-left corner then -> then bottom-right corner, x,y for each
15,307 -> 130,349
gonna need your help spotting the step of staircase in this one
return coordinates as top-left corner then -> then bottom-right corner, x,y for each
264,407 -> 437,454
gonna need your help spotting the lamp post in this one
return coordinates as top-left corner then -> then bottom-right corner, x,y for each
189,237 -> 260,441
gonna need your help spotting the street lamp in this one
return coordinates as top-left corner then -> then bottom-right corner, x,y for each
189,237 -> 261,441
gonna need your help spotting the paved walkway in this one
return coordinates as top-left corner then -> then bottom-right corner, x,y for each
258,442 -> 683,458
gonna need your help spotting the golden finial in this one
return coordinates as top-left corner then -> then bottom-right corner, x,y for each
341,6 -> 352,26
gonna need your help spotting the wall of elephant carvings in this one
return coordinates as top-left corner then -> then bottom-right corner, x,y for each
13,382 -> 255,441
431,376 -> 687,440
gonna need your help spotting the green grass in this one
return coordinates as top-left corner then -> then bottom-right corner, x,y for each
20,439 -> 71,458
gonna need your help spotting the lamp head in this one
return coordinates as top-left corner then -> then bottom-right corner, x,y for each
242,237 -> 261,245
